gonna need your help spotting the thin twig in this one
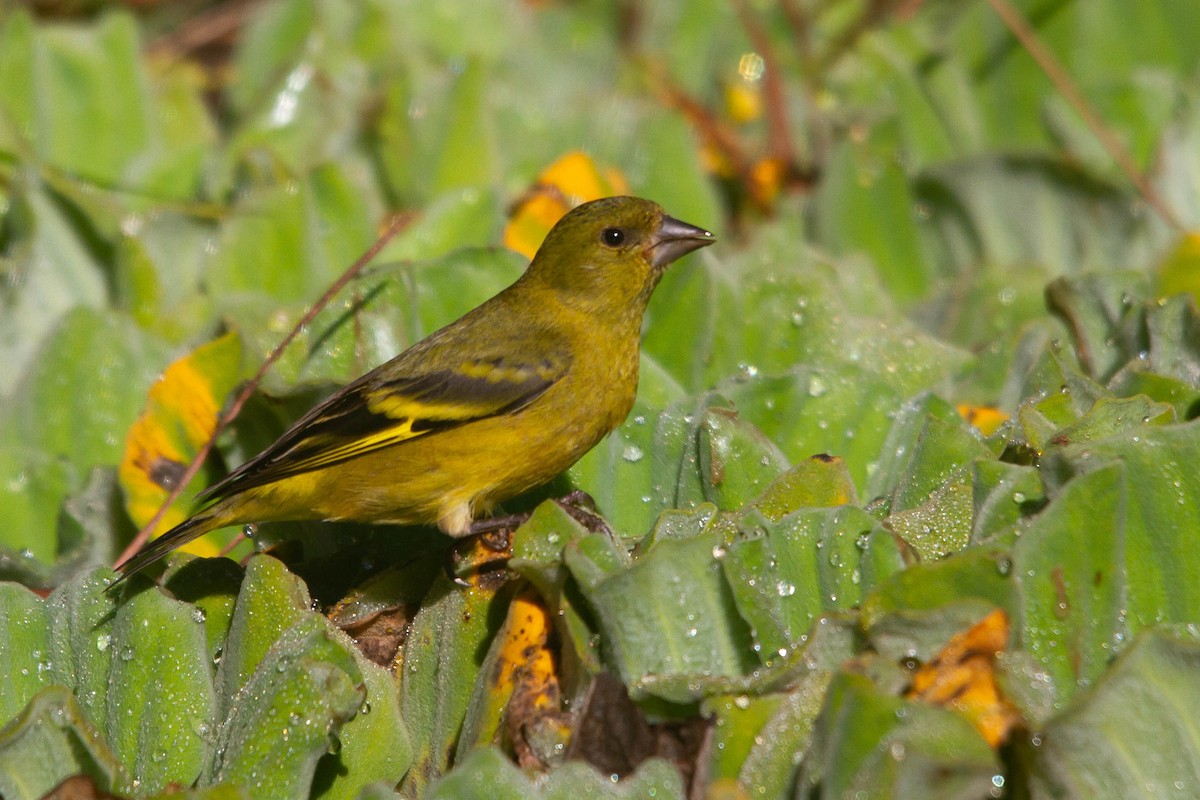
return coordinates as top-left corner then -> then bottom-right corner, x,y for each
985,0 -> 1183,232
732,0 -> 795,165
778,0 -> 835,174
813,0 -> 894,74
147,0 -> 256,60
646,60 -> 754,174
778,0 -> 816,73
114,211 -> 415,567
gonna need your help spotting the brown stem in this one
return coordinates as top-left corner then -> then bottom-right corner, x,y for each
813,0 -> 894,74
732,0 -> 795,165
147,0 -> 256,60
985,0 -> 1183,232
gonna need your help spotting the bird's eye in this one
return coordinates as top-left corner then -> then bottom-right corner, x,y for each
600,228 -> 626,247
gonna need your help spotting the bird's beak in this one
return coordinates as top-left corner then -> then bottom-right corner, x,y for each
646,215 -> 716,269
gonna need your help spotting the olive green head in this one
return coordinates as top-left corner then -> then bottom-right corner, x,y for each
525,196 -> 715,316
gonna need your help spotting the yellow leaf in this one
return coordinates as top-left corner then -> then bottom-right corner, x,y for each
905,609 -> 1021,748
118,331 -> 244,553
492,587 -> 558,709
503,151 -> 629,258
724,79 -> 762,125
479,585 -> 570,767
958,404 -> 1008,437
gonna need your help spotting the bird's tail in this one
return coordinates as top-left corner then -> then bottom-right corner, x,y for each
109,508 -> 227,589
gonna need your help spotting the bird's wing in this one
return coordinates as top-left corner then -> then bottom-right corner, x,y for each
199,349 -> 570,501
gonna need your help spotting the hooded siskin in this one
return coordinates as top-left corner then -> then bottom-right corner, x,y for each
116,196 -> 715,580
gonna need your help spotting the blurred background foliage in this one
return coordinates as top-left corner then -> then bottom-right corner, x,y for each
2,0 -> 1200,797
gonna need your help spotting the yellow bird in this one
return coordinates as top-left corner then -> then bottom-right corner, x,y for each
115,196 -> 715,581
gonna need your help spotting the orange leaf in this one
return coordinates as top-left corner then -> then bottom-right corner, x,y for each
503,151 -> 629,258
958,404 -> 1008,436
749,157 -> 786,208
118,331 -> 244,553
905,609 -> 1022,748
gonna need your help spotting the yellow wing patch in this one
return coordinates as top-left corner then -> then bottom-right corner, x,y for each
201,352 -> 569,500
366,357 -> 566,421
271,416 -> 430,474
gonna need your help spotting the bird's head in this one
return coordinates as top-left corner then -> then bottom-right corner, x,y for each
526,196 -> 715,318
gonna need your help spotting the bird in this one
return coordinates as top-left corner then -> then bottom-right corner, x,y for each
113,196 -> 715,582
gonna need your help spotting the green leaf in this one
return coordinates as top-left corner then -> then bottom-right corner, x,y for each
889,413 -> 992,514
863,546 -> 1017,628
433,59 -> 494,192
0,308 -> 173,563
222,0 -> 369,180
916,157 -> 1157,278
567,511 -> 757,702
0,184 -> 108,397
813,125 -> 933,301
102,581 -> 217,793
313,649 -> 410,800
0,583 -> 51,723
398,576 -> 514,797
215,556 -> 311,716
0,686 -> 123,800
796,673 -> 999,798
0,11 -> 173,187
425,746 -> 686,800
1012,464 -> 1127,706
204,615 -> 365,797
35,567 -> 216,794
1045,395 -> 1174,447
697,406 -> 789,511
970,460 -> 1045,543
1032,628 -> 1200,799
721,368 -> 923,495
1046,421 -> 1200,630
164,557 -> 245,665
866,394 -> 966,503
704,669 -> 837,798
749,455 -> 860,520
724,507 -> 903,658
882,411 -> 993,560
377,191 -> 505,264
205,165 -> 379,303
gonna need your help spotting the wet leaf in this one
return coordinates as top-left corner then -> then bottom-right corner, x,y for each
0,687 -> 123,800
203,616 -> 364,796
425,745 -> 686,800
1031,628 -> 1200,799
567,513 -> 758,702
724,506 -> 903,658
397,575 -> 516,797
796,672 -> 999,798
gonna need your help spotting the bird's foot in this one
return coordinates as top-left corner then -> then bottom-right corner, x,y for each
445,520 -> 518,587
444,491 -> 611,588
